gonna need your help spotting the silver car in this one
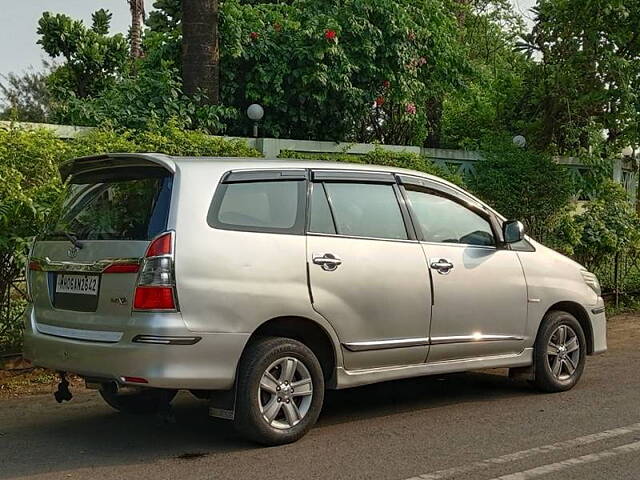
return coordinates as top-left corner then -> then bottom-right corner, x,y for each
24,153 -> 607,445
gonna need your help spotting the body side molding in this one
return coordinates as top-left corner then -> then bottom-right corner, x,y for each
342,334 -> 524,352
335,348 -> 533,389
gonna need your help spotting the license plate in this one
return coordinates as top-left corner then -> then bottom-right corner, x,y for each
55,274 -> 99,296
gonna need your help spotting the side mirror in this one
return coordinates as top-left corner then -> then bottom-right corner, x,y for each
503,220 -> 524,244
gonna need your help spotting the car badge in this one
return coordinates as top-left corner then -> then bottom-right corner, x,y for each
67,246 -> 79,259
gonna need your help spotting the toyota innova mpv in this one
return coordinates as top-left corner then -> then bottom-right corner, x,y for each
24,153 -> 607,445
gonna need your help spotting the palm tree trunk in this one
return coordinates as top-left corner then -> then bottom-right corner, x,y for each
128,0 -> 145,59
182,0 -> 220,104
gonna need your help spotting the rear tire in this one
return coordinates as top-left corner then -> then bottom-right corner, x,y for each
532,310 -> 586,393
99,384 -> 177,414
233,337 -> 325,445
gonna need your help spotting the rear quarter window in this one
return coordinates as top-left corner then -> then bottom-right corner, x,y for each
207,179 -> 306,234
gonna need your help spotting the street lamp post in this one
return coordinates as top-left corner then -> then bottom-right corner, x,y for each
247,104 -> 264,138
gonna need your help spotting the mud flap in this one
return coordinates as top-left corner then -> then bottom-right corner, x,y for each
208,384 -> 236,420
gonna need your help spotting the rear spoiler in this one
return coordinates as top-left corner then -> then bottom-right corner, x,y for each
59,153 -> 176,182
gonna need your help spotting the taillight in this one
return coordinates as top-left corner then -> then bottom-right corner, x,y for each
133,232 -> 177,311
137,257 -> 172,285
145,232 -> 172,257
103,263 -> 140,274
134,286 -> 175,310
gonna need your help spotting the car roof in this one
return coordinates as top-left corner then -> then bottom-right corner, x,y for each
64,152 -> 491,213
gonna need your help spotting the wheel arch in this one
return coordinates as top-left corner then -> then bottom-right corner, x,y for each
544,301 -> 594,354
244,316 -> 339,388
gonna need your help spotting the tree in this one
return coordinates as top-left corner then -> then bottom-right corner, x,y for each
440,0 -> 531,149
518,0 -> 640,155
0,64 -> 53,122
37,9 -> 128,99
128,0 -> 146,59
144,0 -> 465,143
182,0 -> 220,104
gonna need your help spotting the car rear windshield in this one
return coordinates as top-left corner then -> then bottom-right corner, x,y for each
48,167 -> 173,241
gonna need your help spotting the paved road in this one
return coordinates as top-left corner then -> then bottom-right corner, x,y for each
1,314 -> 639,480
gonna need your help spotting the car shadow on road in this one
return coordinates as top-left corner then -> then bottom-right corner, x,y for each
0,369 -> 533,479
319,369 -> 533,427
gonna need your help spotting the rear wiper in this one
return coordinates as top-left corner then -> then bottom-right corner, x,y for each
48,231 -> 84,250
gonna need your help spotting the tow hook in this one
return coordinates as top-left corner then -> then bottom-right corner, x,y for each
54,371 -> 73,403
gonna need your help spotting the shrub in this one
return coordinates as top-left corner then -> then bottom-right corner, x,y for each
469,136 -> 574,239
0,127 -> 66,353
572,182 -> 640,276
65,123 -> 261,160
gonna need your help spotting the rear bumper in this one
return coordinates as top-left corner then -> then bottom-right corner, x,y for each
23,306 -> 250,390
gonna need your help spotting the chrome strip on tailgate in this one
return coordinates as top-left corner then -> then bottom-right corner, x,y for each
30,257 -> 141,273
36,322 -> 123,343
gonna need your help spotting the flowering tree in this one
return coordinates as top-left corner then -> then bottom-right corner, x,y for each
219,0 -> 465,144
145,0 -> 464,144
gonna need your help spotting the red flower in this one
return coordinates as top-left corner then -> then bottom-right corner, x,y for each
405,103 -> 417,115
407,31 -> 416,41
273,23 -> 282,32
375,96 -> 385,107
324,29 -> 337,41
382,80 -> 391,89
249,31 -> 260,40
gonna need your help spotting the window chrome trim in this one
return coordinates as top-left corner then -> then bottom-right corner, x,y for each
343,338 -> 431,352
307,232 -> 419,244
36,322 -> 123,343
342,334 -> 524,351
430,334 -> 524,345
419,241 -> 497,251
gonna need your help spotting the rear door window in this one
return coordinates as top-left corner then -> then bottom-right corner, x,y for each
321,182 -> 408,240
208,178 -> 306,234
51,167 -> 173,241
308,183 -> 337,234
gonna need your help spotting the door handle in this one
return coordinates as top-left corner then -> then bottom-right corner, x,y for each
430,258 -> 454,275
312,253 -> 342,271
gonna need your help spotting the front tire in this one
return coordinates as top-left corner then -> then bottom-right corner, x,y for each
233,337 -> 325,445
99,384 -> 176,414
532,310 -> 586,392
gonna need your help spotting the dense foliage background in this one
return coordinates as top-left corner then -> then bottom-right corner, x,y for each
1,0 -> 640,351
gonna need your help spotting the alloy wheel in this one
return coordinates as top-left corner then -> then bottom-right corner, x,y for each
546,324 -> 580,381
258,356 -> 313,429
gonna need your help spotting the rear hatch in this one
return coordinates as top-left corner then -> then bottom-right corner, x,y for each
29,154 -> 175,336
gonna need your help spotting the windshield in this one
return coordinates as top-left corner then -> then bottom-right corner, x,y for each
48,167 -> 173,241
